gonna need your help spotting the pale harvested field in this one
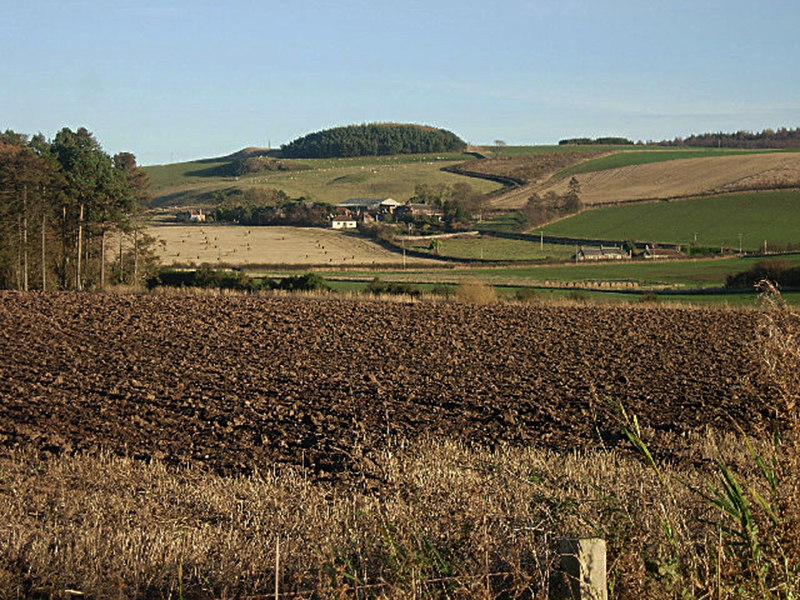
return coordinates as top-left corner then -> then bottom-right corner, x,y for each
147,224 -> 442,267
493,152 -> 800,208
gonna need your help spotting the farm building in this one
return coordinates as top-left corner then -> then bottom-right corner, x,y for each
176,209 -> 206,223
394,203 -> 444,220
336,198 -> 400,221
330,217 -> 358,230
642,246 -> 684,260
573,246 -> 630,261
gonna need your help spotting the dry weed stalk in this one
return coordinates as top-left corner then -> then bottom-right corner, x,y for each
455,278 -> 497,304
751,280 -> 800,588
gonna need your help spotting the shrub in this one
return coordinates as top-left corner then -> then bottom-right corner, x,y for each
147,266 -> 269,292
429,285 -> 455,298
456,278 -> 497,304
567,291 -> 588,303
365,277 -> 420,298
514,288 -> 539,303
726,258 -> 800,289
277,272 -> 331,292
358,222 -> 398,244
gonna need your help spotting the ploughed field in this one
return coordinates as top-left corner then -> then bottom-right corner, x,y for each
0,292 -> 768,479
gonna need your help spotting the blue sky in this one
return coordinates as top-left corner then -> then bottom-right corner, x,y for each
2,0 -> 799,165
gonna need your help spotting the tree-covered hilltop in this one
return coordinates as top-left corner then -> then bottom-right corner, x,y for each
280,123 -> 467,158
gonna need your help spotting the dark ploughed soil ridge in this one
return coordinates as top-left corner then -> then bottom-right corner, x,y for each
0,292 -> 769,480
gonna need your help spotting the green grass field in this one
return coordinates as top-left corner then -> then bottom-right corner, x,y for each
325,278 -> 800,307
144,153 -> 501,206
308,253 -> 800,290
405,235 -> 575,261
536,190 -> 800,250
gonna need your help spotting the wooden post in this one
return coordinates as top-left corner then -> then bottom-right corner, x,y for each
551,538 -> 607,600
274,536 -> 280,600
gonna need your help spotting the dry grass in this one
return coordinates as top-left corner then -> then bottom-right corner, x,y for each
455,278 -> 498,304
0,428 -> 791,599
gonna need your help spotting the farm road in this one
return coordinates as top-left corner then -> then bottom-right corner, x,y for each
0,293 -> 769,480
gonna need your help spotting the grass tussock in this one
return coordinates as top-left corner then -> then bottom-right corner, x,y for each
455,277 -> 498,304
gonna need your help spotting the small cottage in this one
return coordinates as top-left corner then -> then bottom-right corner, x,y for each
176,209 -> 206,223
642,246 -> 684,260
573,246 -> 630,261
331,217 -> 358,230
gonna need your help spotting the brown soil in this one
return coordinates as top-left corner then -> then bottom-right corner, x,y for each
0,292 -> 770,480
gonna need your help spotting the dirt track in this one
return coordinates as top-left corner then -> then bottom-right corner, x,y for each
0,293 -> 770,479
492,152 -> 800,208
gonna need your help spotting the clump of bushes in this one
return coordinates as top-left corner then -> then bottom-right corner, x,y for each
514,288 -> 539,304
358,222 -> 398,244
147,265 -> 270,292
365,277 -> 420,298
726,258 -> 800,289
276,272 -> 331,292
147,267 -> 331,293
430,285 -> 455,298
639,292 -> 660,303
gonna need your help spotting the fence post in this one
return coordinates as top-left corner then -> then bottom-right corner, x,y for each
275,536 -> 280,600
551,537 -> 607,600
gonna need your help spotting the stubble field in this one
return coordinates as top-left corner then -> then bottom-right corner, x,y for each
492,152 -> 800,208
146,224 -> 442,267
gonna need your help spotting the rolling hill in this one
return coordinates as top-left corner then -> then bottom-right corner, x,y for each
490,151 -> 800,209
143,152 -> 502,207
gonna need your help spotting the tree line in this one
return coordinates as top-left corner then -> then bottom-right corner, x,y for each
655,126 -> 800,149
280,123 -> 467,158
558,137 -> 634,146
208,187 -> 334,227
0,127 -> 155,291
407,181 -> 487,226
558,126 -> 800,149
213,200 -> 334,227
